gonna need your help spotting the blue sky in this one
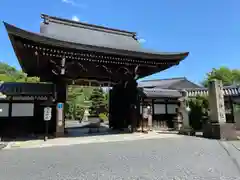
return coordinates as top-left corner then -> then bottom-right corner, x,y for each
0,0 -> 239,84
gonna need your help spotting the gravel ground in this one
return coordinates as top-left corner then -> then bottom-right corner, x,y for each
1,136 -> 240,180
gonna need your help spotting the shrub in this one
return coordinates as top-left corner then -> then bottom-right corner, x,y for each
99,113 -> 108,122
188,95 -> 209,130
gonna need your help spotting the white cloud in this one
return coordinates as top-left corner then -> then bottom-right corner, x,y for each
61,0 -> 87,8
72,15 -> 80,22
138,38 -> 146,43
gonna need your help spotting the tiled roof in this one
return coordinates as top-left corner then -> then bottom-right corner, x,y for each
143,88 -> 182,98
138,77 -> 186,88
0,82 -> 53,95
186,86 -> 240,97
40,14 -> 141,52
39,14 -> 188,56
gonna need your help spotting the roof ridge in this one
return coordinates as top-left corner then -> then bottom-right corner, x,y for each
41,14 -> 137,38
185,86 -> 240,91
140,77 -> 186,82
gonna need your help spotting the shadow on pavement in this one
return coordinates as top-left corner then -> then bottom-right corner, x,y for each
65,122 -> 131,138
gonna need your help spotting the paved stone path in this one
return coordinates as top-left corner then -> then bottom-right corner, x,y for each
1,136 -> 240,179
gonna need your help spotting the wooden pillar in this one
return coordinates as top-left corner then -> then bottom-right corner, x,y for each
54,57 -> 67,137
54,81 -> 67,137
122,77 -> 138,133
108,89 -> 113,128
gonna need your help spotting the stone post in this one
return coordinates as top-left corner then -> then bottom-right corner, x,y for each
204,79 -> 238,140
235,111 -> 240,130
234,104 -> 240,130
178,90 -> 194,135
208,80 -> 226,124
147,105 -> 152,131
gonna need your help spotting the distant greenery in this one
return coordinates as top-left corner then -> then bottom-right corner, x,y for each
201,67 -> 240,87
0,62 -> 40,83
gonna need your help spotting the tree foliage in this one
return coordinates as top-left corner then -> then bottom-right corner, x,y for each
202,67 -> 240,87
188,95 -> 209,130
65,86 -> 94,120
89,87 -> 106,116
0,62 -> 40,82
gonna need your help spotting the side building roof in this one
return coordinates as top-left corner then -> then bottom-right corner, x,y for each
142,88 -> 182,98
138,77 -> 201,89
186,86 -> 240,97
0,82 -> 53,96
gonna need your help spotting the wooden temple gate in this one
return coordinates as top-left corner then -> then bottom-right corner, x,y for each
4,14 -> 189,136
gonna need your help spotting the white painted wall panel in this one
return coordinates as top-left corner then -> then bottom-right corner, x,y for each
12,103 -> 34,117
167,104 -> 178,114
154,104 -> 165,114
0,103 -> 9,117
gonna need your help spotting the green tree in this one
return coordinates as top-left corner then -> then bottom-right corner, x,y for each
202,67 -> 240,87
89,87 -> 106,116
66,86 -> 94,120
0,62 -> 40,83
188,95 -> 209,130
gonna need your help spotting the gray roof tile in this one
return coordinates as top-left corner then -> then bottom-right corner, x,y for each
143,88 -> 182,98
39,14 -> 188,56
138,77 -> 186,88
0,82 -> 53,95
186,86 -> 240,97
40,14 -> 141,51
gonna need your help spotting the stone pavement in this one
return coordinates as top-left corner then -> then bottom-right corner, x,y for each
4,132 -> 183,150
0,137 -> 7,150
0,143 -> 7,150
231,141 -> 240,151
1,136 -> 240,180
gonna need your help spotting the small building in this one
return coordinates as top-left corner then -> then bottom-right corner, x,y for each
138,78 -> 240,127
138,77 -> 200,129
140,88 -> 183,129
0,82 -> 55,137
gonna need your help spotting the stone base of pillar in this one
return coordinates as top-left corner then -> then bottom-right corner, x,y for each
234,112 -> 240,130
178,126 -> 195,136
55,125 -> 65,137
203,123 -> 238,140
55,131 -> 65,137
